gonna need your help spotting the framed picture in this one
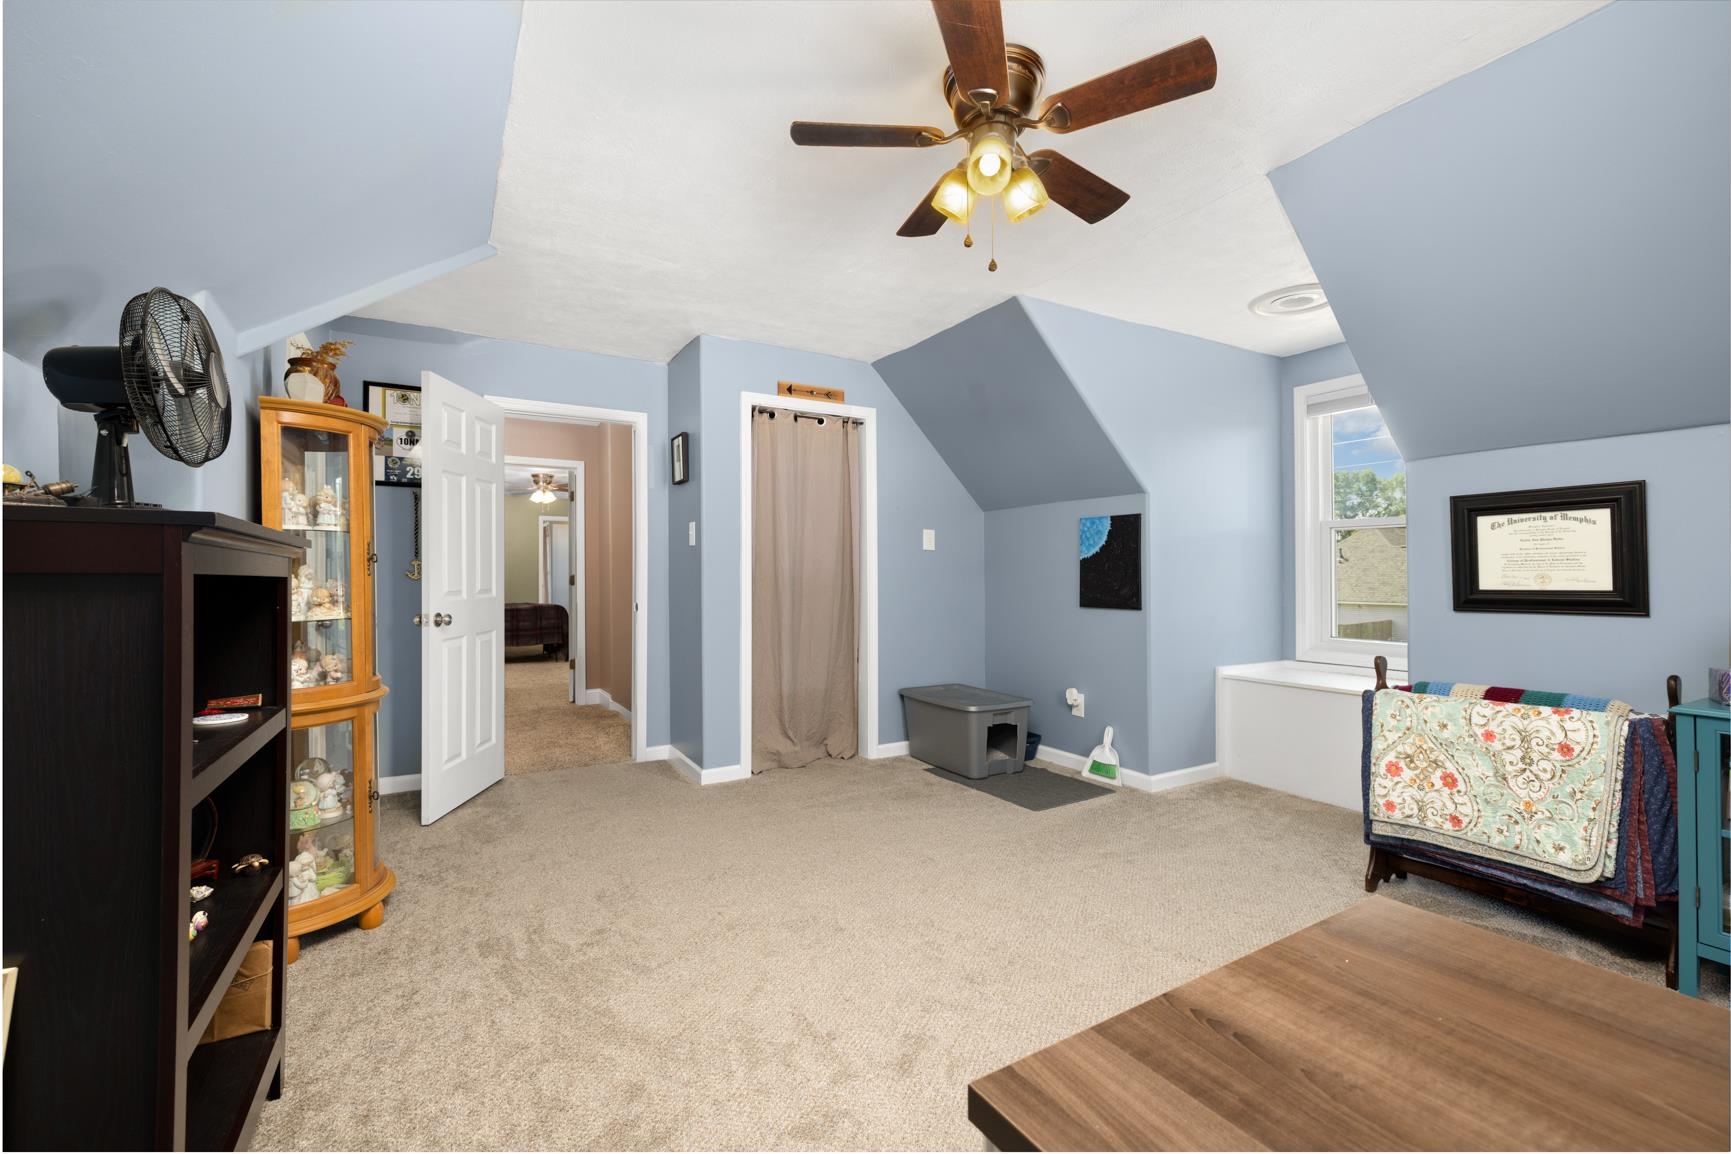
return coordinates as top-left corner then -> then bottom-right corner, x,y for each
1079,513 -> 1141,610
671,431 -> 689,485
1449,480 -> 1647,616
363,381 -> 423,488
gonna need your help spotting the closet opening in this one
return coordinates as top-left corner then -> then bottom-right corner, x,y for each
738,390 -> 880,776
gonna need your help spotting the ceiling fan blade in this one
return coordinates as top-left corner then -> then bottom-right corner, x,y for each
1027,150 -> 1130,223
897,173 -> 951,237
932,0 -> 1008,104
1037,37 -> 1217,133
790,121 -> 945,148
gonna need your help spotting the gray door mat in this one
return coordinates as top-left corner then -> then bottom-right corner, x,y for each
919,762 -> 1116,811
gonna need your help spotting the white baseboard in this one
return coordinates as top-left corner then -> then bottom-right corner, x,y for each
665,747 -> 747,785
593,689 -> 632,720
1033,745 -> 1220,793
377,774 -> 421,795
872,740 -> 910,759
643,743 -> 673,762
1120,761 -> 1220,793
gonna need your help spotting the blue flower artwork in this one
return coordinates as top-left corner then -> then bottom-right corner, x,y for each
1079,513 -> 1141,610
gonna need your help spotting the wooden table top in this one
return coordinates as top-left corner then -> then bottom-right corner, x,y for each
969,898 -> 1730,1151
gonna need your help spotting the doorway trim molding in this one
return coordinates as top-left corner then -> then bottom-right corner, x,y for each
490,396 -> 649,763
738,390 -> 880,779
509,455 -> 585,700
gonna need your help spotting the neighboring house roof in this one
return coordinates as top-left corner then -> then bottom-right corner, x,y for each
1336,526 -> 1408,605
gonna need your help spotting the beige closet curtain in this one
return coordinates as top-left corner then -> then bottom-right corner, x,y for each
752,408 -> 859,771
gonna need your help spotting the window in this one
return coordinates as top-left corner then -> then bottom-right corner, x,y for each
1294,378 -> 1407,669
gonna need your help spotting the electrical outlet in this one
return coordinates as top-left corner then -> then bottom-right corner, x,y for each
922,528 -> 936,551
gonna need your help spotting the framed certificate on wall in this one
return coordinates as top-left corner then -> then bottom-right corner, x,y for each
1449,480 -> 1648,615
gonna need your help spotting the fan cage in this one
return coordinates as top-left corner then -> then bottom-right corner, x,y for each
119,288 -> 231,466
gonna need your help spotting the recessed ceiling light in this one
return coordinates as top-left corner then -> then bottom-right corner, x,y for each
1249,283 -> 1329,317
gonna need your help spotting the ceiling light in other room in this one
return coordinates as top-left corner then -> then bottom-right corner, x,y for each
529,487 -> 557,504
930,166 -> 973,223
1249,283 -> 1329,316
1003,166 -> 1049,223
966,127 -> 1013,196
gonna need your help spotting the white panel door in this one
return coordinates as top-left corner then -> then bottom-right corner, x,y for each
420,370 -> 505,824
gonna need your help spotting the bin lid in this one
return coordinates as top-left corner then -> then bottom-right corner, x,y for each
899,683 -> 1033,712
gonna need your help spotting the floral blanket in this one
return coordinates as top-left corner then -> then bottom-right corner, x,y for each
1366,689 -> 1631,883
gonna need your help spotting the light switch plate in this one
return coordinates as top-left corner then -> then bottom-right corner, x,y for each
688,521 -> 697,546
922,529 -> 935,551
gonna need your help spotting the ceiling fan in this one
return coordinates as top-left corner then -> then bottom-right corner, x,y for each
790,0 -> 1216,258
524,471 -> 569,505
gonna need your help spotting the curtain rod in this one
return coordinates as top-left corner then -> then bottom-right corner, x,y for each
752,405 -> 863,426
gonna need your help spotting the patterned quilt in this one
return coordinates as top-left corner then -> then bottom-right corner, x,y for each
1366,689 -> 1631,883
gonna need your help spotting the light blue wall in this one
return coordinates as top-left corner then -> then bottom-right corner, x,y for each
1270,0 -> 1731,460
4,0 -> 518,364
1407,424 -> 1731,712
1023,298 -> 1285,774
3,353 -> 57,480
1277,342 -> 1362,658
985,495 -> 1149,768
325,317 -> 669,778
666,339 -> 704,765
695,336 -> 985,768
872,299 -> 1141,510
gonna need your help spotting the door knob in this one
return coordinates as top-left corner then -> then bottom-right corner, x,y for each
412,613 -> 427,627
433,612 -> 453,627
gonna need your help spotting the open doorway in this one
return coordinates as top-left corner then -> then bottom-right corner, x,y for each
498,409 -> 643,772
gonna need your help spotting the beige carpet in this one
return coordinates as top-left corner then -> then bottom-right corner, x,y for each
254,760 -> 1725,1151
505,654 -> 631,773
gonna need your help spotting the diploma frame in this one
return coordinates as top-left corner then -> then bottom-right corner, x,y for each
1449,480 -> 1648,616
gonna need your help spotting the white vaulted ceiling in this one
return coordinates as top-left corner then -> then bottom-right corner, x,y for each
359,0 -> 1606,362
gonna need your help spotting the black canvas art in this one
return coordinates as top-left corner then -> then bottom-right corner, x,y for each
1079,514 -> 1141,610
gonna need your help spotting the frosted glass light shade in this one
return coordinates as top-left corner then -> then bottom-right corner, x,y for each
930,168 -> 973,223
966,130 -> 1013,196
1003,165 -> 1049,222
529,487 -> 557,504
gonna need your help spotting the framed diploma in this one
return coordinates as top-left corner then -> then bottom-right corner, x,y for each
1450,481 -> 1647,615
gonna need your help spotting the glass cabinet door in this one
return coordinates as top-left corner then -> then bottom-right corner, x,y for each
278,425 -> 357,693
289,719 -> 359,906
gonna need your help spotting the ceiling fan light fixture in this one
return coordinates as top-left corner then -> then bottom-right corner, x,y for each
1003,165 -> 1049,222
930,166 -> 974,223
966,127 -> 1013,196
529,486 -> 557,504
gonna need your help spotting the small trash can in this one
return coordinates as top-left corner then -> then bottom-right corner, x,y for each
900,684 -> 1033,779
1024,731 -> 1042,763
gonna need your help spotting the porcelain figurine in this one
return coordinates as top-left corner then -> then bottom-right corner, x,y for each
315,771 -> 337,791
290,655 -> 316,688
308,586 -> 334,618
317,788 -> 345,820
188,910 -> 210,940
289,489 -> 311,528
326,579 -> 345,612
320,652 -> 347,683
286,851 -> 319,905
280,479 -> 303,528
314,484 -> 340,527
291,582 -> 309,620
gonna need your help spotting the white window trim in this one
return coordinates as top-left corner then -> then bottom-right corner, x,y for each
1293,376 -> 1408,672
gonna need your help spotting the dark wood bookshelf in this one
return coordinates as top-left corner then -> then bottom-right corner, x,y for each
3,506 -> 303,1150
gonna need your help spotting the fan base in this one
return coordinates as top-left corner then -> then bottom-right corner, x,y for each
944,43 -> 1044,127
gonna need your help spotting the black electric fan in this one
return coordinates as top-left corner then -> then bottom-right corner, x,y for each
42,287 -> 231,506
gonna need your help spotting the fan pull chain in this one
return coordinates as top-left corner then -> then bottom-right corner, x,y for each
963,190 -> 974,248
988,194 -> 999,272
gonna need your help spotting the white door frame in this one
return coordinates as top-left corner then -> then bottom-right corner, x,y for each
739,391 -> 879,776
507,454 -> 585,700
491,397 -> 649,763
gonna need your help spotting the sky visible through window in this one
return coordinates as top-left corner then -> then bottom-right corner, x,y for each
1332,407 -> 1404,479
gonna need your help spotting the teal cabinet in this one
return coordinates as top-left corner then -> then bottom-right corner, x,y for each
1674,698 -> 1731,997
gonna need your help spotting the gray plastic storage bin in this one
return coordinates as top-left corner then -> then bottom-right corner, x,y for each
900,683 -> 1033,780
